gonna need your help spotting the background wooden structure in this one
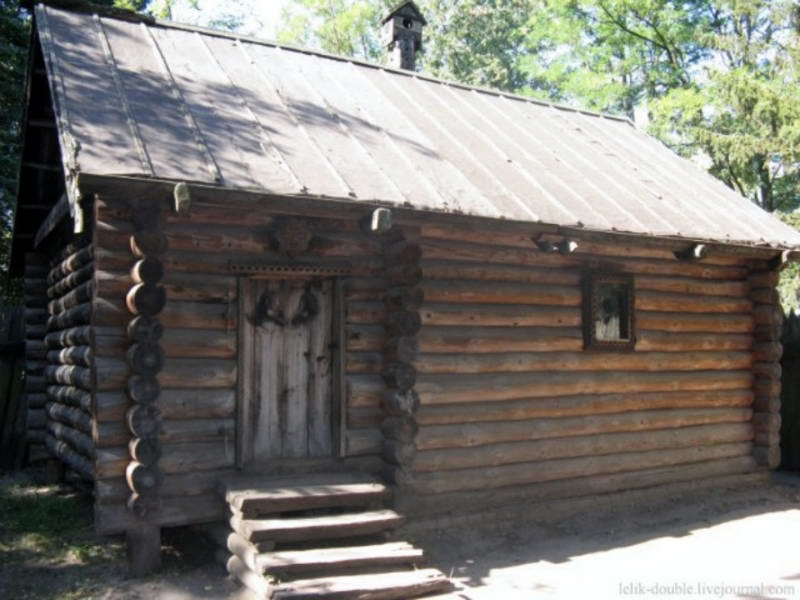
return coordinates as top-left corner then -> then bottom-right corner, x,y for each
781,312 -> 800,471
0,306 -> 27,469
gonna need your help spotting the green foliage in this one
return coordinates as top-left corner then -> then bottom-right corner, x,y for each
422,0 -> 536,92
0,0 -> 29,304
776,211 -> 800,313
277,0 -> 394,60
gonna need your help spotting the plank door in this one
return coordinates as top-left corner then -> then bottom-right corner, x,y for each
243,278 -> 336,462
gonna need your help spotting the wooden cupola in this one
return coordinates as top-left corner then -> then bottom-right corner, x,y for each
382,1 -> 427,71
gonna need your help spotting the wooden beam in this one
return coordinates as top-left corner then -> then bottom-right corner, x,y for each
34,193 -> 69,248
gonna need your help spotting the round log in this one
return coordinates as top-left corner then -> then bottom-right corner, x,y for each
383,440 -> 417,466
382,465 -> 414,487
26,308 -> 48,325
385,311 -> 421,336
47,385 -> 92,412
47,421 -> 93,457
130,231 -> 168,258
384,287 -> 424,311
416,407 -> 753,451
47,246 -> 93,285
753,342 -> 782,362
126,461 -> 163,494
26,376 -> 47,393
129,437 -> 162,464
410,370 -> 753,406
44,435 -> 92,479
46,401 -> 91,432
131,257 -> 165,285
382,416 -> 418,443
753,304 -> 781,326
127,316 -> 164,343
382,389 -> 420,417
47,262 -> 93,299
408,442 -> 752,495
47,346 -> 92,367
127,405 -> 162,438
386,265 -> 422,285
127,375 -> 161,404
48,280 -> 93,315
411,350 -> 752,375
414,422 -> 754,473
127,493 -> 162,517
126,283 -> 167,317
753,395 -> 780,413
753,445 -> 780,468
753,412 -> 781,432
417,389 -> 753,426
46,365 -> 91,390
45,326 -> 92,349
26,340 -> 47,359
126,343 -> 165,376
386,241 -> 422,265
750,288 -> 777,304
47,303 -> 91,331
382,361 -> 417,391
753,377 -> 780,398
383,336 -> 419,363
748,270 -> 778,287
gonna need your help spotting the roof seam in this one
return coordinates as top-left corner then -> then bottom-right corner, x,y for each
94,15 -> 154,176
141,23 -> 222,183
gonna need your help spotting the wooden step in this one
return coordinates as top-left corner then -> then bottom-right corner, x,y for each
232,509 -> 405,543
258,541 -> 424,575
220,473 -> 390,514
273,568 -> 453,599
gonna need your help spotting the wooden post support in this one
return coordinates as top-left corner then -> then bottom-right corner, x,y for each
126,524 -> 162,577
380,228 -> 422,484
46,458 -> 65,484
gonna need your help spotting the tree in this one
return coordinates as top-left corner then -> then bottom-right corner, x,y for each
422,0 -> 538,92
276,0 -> 394,60
526,0 -> 800,213
0,0 -> 30,302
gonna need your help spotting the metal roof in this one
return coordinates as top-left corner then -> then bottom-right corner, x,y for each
34,4 -> 800,249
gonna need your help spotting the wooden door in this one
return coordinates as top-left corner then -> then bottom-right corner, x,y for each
242,278 -> 335,462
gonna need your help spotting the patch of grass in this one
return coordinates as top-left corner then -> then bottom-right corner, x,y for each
0,474 -> 124,600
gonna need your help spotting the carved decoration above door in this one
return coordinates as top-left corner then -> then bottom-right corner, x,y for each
250,280 -> 321,328
274,217 -> 313,257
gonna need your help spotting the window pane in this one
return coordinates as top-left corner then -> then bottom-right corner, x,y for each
594,282 -> 630,341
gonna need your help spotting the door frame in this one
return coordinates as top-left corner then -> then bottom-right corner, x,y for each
235,275 -> 346,468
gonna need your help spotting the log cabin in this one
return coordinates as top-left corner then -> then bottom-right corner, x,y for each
11,1 -> 800,597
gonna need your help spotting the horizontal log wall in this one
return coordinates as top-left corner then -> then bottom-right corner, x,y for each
382,222 -> 764,516
43,238 -> 95,480
91,196 -> 387,533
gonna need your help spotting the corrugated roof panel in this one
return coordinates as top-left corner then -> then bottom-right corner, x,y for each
42,9 -> 143,174
99,17 -> 216,182
35,5 -> 800,249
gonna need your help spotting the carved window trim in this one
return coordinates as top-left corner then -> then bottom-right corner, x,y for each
229,261 -> 352,278
582,272 -> 636,351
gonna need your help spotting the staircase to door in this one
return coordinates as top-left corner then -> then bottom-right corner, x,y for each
207,472 -> 453,599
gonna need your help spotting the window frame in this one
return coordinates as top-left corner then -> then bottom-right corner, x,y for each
582,272 -> 636,352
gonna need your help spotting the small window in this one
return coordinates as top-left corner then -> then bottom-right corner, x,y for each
583,273 -> 635,351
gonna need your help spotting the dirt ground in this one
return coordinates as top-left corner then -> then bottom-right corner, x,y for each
1,470 -> 800,600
